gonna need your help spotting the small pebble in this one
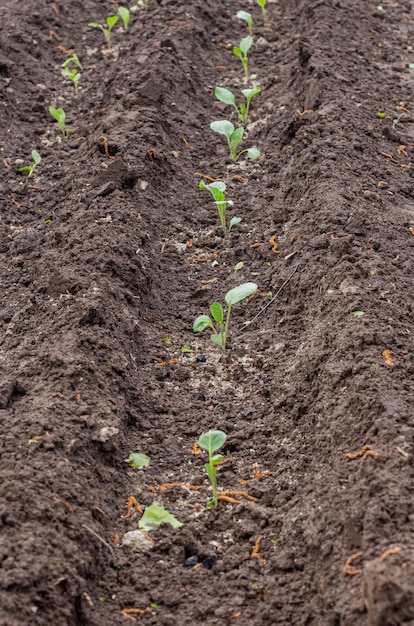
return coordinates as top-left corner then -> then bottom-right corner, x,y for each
197,393 -> 206,402
183,555 -> 198,567
196,355 -> 207,363
202,556 -> 216,569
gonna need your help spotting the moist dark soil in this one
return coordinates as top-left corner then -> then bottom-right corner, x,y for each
1,0 -> 414,624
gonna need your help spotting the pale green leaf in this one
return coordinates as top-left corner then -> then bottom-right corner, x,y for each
215,87 -> 236,107
129,452 -> 150,468
210,120 -> 235,138
225,282 -> 258,305
138,504 -> 183,531
198,429 -> 227,454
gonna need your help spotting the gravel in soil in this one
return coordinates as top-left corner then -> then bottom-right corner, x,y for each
1,0 -> 414,625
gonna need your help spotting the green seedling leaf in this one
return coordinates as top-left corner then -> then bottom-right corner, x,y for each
230,126 -> 244,153
162,337 -> 171,344
129,452 -> 150,468
234,261 -> 244,271
225,282 -> 258,305
247,147 -> 261,160
229,216 -> 242,229
106,14 -> 119,29
181,344 -> 194,353
215,86 -> 236,107
236,10 -> 253,35
138,504 -> 183,531
210,120 -> 234,139
240,35 -> 253,55
118,6 -> 130,29
193,315 -> 215,333
352,310 -> 365,317
98,596 -> 107,602
408,63 -> 414,69
211,332 -> 225,347
210,302 -> 224,325
198,430 -> 227,454
377,111 -> 386,118
257,0 -> 268,18
49,106 -> 71,136
18,149 -> 41,177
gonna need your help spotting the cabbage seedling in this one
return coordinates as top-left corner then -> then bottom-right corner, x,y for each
257,0 -> 268,19
193,282 -> 258,350
236,10 -> 253,36
215,85 -> 260,124
61,67 -> 81,94
49,106 -> 72,137
198,179 -> 241,235
89,15 -> 119,44
210,120 -> 260,162
118,6 -> 130,30
198,430 -> 227,507
18,150 -> 41,177
233,35 -> 253,81
61,53 -> 83,93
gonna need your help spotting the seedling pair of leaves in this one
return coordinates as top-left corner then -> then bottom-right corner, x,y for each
215,85 -> 260,124
49,106 -> 72,137
89,15 -> 119,43
257,0 -> 268,19
198,179 -> 241,235
194,282 -> 258,350
61,53 -> 82,94
198,430 -> 227,507
233,35 -> 253,81
18,150 -> 41,177
210,120 -> 260,162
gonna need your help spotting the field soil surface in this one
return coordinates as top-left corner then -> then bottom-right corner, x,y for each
1,0 -> 414,624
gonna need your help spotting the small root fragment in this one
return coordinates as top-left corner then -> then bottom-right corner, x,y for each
346,445 -> 378,460
343,551 -> 364,576
182,136 -> 195,150
382,349 -> 394,366
269,234 -> 279,254
100,135 -> 115,160
251,535 -> 264,559
159,483 -> 205,492
116,496 -> 143,523
380,546 -> 401,562
218,495 -> 242,504
121,607 -> 152,622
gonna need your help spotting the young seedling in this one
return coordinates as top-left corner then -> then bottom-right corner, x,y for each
17,150 -> 41,177
233,35 -> 253,81
89,15 -> 119,44
61,54 -> 82,93
236,10 -> 253,36
48,106 -> 72,137
210,120 -> 260,162
118,6 -> 130,30
257,0 -> 268,20
198,179 -> 241,235
193,282 -> 258,350
198,430 -> 227,507
215,85 -> 260,124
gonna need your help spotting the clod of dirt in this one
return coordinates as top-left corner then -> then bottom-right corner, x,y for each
92,426 -> 120,452
363,558 -> 414,626
121,530 -> 154,553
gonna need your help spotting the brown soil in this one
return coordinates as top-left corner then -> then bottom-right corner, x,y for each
1,0 -> 414,624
